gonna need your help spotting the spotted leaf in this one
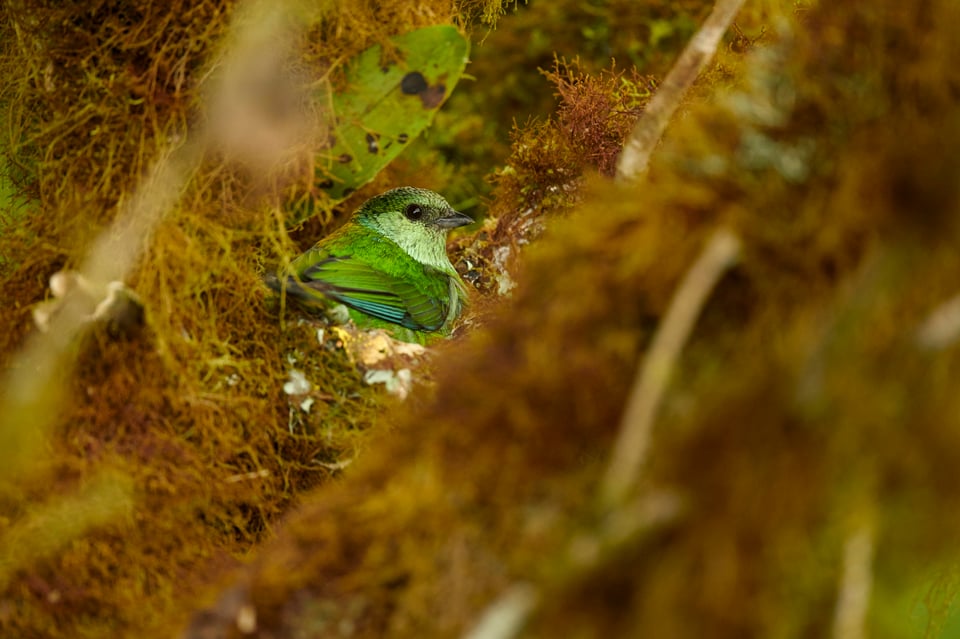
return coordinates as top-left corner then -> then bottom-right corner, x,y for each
291,25 -> 469,223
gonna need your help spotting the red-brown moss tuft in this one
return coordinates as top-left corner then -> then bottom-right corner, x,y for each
544,57 -> 658,177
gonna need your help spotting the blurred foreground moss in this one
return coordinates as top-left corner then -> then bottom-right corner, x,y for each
0,471 -> 133,591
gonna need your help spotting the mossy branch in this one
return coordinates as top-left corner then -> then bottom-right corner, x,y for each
615,0 -> 746,181
601,228 -> 741,509
462,229 -> 739,639
461,493 -> 684,639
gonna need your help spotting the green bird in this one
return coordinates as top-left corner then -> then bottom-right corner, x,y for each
266,187 -> 473,344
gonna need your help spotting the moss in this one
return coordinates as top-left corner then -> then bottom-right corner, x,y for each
6,0 -> 958,636
184,0 -> 960,637
449,56 -> 660,295
0,1 -> 512,636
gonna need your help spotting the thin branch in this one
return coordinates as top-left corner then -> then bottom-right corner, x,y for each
601,228 -> 741,509
0,141 -> 200,478
915,291 -> 960,350
458,232 -> 737,639
461,584 -> 540,639
0,0 -> 310,478
460,227 -> 740,637
832,520 -> 876,639
463,1 -> 748,633
615,0 -> 747,181
460,493 -> 683,639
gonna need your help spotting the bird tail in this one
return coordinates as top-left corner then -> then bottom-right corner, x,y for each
263,273 -> 334,309
263,273 -> 282,293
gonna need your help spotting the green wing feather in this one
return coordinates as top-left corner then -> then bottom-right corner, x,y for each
298,256 -> 448,332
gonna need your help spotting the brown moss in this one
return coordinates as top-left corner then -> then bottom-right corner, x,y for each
543,57 -> 658,177
449,55 -> 663,297
461,0 -> 716,134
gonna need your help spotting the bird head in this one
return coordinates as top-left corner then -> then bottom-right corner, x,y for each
354,187 -> 473,268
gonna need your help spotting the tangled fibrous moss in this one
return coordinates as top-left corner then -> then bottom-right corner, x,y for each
0,1 -> 514,637
448,57 -> 659,300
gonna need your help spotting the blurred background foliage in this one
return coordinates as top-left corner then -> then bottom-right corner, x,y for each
2,0 -> 960,638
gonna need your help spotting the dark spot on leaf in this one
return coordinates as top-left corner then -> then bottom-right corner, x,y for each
398,133 -> 409,143
342,188 -> 355,197
338,153 -> 352,163
419,84 -> 446,109
318,179 -> 333,189
401,72 -> 428,95
365,132 -> 379,154
400,71 -> 447,109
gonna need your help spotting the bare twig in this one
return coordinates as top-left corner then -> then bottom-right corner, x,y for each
460,493 -> 683,639
615,0 -> 747,181
915,291 -> 960,350
461,584 -> 540,639
0,142 -> 199,478
0,0 -> 311,478
601,229 -> 741,508
832,520 -> 876,639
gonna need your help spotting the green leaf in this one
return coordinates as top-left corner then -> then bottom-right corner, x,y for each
290,25 -> 469,224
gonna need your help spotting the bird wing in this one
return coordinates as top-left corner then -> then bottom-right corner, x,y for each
299,256 -> 447,332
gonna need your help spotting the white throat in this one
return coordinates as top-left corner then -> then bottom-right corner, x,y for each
371,213 -> 455,274
393,231 -> 453,272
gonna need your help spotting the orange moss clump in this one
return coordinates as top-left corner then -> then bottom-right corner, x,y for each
459,0 -> 716,134
543,57 -> 658,177
449,57 -> 659,298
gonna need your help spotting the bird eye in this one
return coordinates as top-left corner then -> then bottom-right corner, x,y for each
404,204 -> 423,221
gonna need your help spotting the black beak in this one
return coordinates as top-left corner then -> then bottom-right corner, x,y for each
434,209 -> 474,229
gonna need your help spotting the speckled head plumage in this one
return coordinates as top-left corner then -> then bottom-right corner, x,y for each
352,186 -> 473,272
355,186 -> 471,230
